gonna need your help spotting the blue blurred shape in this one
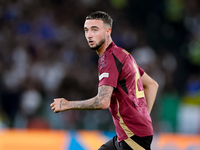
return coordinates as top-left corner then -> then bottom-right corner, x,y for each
102,131 -> 116,139
68,131 -> 84,150
17,22 -> 31,34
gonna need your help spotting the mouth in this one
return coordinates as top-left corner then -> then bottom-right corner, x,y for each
89,40 -> 94,45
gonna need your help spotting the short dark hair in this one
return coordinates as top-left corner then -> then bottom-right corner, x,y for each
86,11 -> 113,29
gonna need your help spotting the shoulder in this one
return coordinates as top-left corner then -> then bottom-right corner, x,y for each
98,43 -> 129,69
111,45 -> 130,64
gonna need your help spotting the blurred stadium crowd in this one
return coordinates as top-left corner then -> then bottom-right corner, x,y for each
0,0 -> 200,134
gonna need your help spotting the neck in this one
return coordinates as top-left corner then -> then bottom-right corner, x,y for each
96,37 -> 112,56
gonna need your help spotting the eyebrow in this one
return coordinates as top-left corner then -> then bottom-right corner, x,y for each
91,26 -> 99,28
84,26 -> 99,29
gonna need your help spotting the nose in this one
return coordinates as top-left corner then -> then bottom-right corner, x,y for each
86,30 -> 92,39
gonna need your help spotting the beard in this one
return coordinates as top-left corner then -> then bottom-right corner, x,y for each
90,38 -> 105,50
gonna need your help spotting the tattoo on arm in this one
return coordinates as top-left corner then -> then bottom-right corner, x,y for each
70,85 -> 113,110
98,85 -> 112,102
59,99 -> 68,110
60,99 -> 63,109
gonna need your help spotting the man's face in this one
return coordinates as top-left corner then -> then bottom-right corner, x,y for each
84,19 -> 107,50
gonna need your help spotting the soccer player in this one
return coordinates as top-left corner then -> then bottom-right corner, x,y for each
50,11 -> 159,150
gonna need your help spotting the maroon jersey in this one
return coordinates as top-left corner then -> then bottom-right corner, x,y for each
98,42 -> 153,142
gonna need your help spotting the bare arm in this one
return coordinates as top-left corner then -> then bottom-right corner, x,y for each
141,72 -> 159,114
50,85 -> 114,113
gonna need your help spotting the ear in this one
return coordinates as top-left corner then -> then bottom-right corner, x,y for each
106,28 -> 112,36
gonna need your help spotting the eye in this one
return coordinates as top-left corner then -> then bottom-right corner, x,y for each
84,28 -> 88,32
92,28 -> 98,32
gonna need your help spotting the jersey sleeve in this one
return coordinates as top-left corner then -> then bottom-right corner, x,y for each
98,53 -> 119,88
138,66 -> 144,76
